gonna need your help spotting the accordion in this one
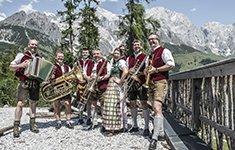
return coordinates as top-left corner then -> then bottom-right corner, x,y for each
24,57 -> 54,82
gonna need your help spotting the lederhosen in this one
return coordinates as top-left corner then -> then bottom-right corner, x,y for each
15,51 -> 41,101
102,59 -> 123,131
127,52 -> 148,101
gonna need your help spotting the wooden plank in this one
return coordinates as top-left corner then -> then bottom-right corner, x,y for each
232,75 -> 235,149
26,112 -> 79,119
199,116 -> 235,139
169,58 -> 235,80
164,111 -> 211,150
214,76 -> 220,149
192,78 -> 202,131
171,80 -> 179,113
218,77 -> 224,149
207,77 -> 213,147
164,115 -> 189,150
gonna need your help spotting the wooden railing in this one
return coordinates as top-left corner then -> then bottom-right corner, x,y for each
166,58 -> 235,150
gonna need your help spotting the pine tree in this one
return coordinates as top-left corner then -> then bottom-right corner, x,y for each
77,0 -> 100,51
0,50 -> 18,106
118,0 -> 160,53
58,0 -> 80,53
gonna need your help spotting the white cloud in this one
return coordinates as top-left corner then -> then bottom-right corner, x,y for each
0,0 -> 13,6
0,12 -> 6,21
19,3 -> 36,14
190,8 -> 197,12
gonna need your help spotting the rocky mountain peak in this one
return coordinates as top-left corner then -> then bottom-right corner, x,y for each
0,6 -> 234,56
0,11 -> 61,43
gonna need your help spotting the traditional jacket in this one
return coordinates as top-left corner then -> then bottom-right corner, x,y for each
88,59 -> 109,91
127,52 -> 146,84
53,63 -> 70,79
78,59 -> 94,76
150,46 -> 169,81
97,59 -> 109,90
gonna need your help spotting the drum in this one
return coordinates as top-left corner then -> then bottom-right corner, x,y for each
24,57 -> 54,82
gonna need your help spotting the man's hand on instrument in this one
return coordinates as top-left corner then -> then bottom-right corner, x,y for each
20,60 -> 30,68
129,68 -> 135,74
131,75 -> 141,83
148,66 -> 159,74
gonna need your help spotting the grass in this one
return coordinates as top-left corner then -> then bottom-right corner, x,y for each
164,43 -> 225,73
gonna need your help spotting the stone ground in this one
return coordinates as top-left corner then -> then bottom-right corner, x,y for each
0,107 -> 170,150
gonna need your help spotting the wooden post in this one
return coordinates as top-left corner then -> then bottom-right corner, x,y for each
171,80 -> 178,114
192,78 -> 202,132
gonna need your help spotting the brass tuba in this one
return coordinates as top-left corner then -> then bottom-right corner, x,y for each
41,67 -> 84,102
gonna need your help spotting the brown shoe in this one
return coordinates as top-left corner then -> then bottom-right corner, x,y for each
30,118 -> 39,133
13,121 -> 20,138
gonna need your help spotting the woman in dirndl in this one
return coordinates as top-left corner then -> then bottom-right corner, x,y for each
102,49 -> 128,135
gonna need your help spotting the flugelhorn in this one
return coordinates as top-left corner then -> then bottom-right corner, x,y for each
143,57 -> 153,89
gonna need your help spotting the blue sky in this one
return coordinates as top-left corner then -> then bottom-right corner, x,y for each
0,0 -> 234,26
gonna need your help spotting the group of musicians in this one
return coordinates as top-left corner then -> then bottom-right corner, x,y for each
9,33 -> 175,150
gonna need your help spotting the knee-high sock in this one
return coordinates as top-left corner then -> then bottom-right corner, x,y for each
131,108 -> 138,128
143,108 -> 150,130
91,107 -> 97,125
159,117 -> 165,136
120,99 -> 128,129
86,103 -> 91,119
152,116 -> 164,140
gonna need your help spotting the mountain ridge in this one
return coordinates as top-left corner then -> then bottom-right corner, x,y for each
0,6 -> 233,57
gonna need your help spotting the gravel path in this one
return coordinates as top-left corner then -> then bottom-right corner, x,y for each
0,107 -> 169,150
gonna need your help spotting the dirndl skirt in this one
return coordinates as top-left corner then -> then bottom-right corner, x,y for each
102,79 -> 122,131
